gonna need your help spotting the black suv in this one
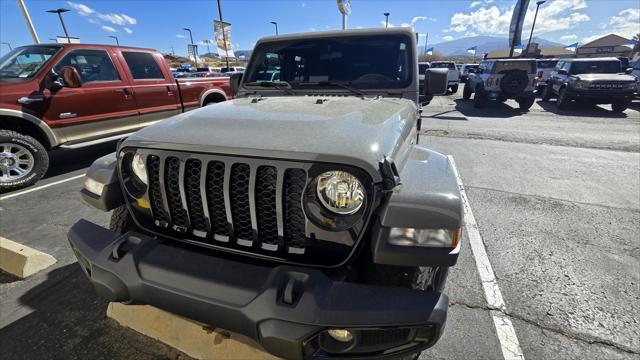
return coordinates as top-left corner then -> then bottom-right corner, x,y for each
541,57 -> 637,112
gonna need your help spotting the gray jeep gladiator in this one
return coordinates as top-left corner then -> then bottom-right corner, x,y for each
68,28 -> 462,360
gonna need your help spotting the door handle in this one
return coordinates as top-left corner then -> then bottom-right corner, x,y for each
166,86 -> 174,96
115,88 -> 132,100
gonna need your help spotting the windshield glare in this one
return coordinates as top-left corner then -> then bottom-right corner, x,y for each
0,46 -> 61,81
570,61 -> 621,75
244,34 -> 412,89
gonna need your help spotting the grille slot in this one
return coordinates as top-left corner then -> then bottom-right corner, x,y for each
255,166 -> 279,250
230,163 -> 253,245
283,169 -> 307,252
184,159 -> 207,237
164,157 -> 189,232
205,161 -> 229,240
147,155 -> 168,226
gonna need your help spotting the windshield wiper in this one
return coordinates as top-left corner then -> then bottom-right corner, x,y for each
244,81 -> 294,95
293,81 -> 366,97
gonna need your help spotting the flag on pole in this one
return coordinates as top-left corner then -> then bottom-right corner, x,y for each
467,46 -> 477,55
513,44 -> 524,54
564,42 -> 578,52
623,39 -> 637,49
426,47 -> 433,55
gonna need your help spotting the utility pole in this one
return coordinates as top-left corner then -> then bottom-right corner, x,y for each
216,0 -> 230,69
108,35 -> 119,45
384,12 -> 390,28
526,1 -> 546,54
270,21 -> 278,36
17,0 -> 40,43
170,45 -> 175,56
183,27 -> 198,68
47,8 -> 71,43
424,33 -> 428,55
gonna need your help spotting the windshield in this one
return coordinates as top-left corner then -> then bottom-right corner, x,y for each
431,62 -> 455,69
537,60 -> 558,69
0,46 -> 61,81
570,61 -> 621,75
492,61 -> 536,74
244,34 -> 413,89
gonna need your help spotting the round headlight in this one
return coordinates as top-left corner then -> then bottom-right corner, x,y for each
316,171 -> 365,215
131,153 -> 148,185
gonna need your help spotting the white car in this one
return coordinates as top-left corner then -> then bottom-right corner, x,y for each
535,59 -> 559,92
429,61 -> 460,93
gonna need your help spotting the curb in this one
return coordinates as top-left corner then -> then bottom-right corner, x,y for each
107,303 -> 276,360
0,237 -> 57,278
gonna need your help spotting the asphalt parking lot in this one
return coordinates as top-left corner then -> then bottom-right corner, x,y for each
1,89 -> 639,360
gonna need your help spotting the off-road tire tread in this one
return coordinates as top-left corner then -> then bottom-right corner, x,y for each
109,205 -> 139,234
0,129 -> 49,192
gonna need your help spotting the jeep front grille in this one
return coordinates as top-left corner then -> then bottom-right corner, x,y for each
129,150 -> 366,266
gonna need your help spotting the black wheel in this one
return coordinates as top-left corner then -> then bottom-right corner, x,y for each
517,95 -> 535,110
473,87 -> 487,108
611,100 -> 630,113
556,87 -> 570,110
462,85 -> 472,100
499,70 -> 528,97
449,84 -> 459,94
541,83 -> 553,102
0,130 -> 49,193
109,205 -> 140,234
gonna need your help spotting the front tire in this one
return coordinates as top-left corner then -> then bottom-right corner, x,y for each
473,87 -> 487,108
611,100 -> 630,113
0,130 -> 49,192
541,84 -> 553,102
462,85 -> 472,100
449,84 -> 459,94
556,87 -> 570,110
109,205 -> 140,234
517,95 -> 535,111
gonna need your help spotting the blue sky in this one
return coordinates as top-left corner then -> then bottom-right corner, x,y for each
1,0 -> 638,57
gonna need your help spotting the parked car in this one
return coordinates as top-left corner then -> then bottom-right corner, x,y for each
191,71 -> 224,78
220,66 -> 245,73
541,57 -> 637,112
0,43 -> 232,191
429,61 -> 460,93
70,28 -> 458,360
459,63 -> 479,83
535,59 -> 559,93
464,59 -> 537,110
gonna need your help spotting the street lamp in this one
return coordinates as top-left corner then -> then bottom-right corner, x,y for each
270,21 -> 278,36
46,8 -> 71,43
384,12 -> 390,28
183,27 -> 198,68
1,42 -> 11,50
526,1 -> 546,53
108,35 -> 119,46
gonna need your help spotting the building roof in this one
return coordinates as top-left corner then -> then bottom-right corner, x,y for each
539,46 -> 575,57
581,34 -> 630,48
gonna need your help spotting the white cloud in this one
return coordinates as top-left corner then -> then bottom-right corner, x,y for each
102,26 -> 117,33
442,35 -> 454,41
607,8 -> 640,38
560,34 -> 577,42
98,13 -> 136,26
385,16 -> 436,30
470,0 -> 493,8
123,27 -> 133,34
67,1 -> 94,15
301,2 -> 306,7
121,14 -> 137,25
176,34 -> 185,38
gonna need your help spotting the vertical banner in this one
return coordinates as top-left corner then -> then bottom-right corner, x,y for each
509,0 -> 530,54
187,44 -> 198,62
214,20 -> 235,59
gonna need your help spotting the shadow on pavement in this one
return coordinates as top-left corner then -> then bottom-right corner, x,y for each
453,98 -> 528,118
536,100 -> 628,119
44,140 -> 119,180
0,263 -> 191,360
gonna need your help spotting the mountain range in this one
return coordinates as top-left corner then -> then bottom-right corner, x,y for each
420,36 -> 564,56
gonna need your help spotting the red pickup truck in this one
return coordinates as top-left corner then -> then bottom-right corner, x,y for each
0,43 -> 232,191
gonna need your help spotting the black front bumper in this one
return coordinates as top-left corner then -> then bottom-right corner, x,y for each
68,220 -> 448,359
565,89 -> 634,103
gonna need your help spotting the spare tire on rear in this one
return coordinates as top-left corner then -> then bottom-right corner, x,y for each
500,70 -> 528,97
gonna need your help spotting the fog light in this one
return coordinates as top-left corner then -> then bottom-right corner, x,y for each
327,329 -> 353,342
83,177 -> 105,196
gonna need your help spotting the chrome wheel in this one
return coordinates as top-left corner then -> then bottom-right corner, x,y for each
0,143 -> 35,182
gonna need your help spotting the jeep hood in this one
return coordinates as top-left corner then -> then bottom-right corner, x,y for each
576,73 -> 636,81
125,96 -> 418,182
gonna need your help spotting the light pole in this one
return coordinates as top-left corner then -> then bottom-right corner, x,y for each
108,35 -> 119,45
216,0 -> 230,70
270,21 -> 278,36
1,42 -> 11,50
183,27 -> 198,68
384,12 -> 390,28
526,1 -> 546,54
46,8 -> 71,43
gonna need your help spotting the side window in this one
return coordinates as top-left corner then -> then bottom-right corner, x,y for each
555,61 -> 563,71
53,49 -> 120,83
122,52 -> 164,80
562,62 -> 571,72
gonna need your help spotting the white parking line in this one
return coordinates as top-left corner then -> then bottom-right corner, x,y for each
448,155 -> 525,360
0,174 -> 85,201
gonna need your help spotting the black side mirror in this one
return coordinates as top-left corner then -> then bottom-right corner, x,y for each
424,68 -> 448,99
624,67 -> 633,74
229,72 -> 243,96
558,69 -> 568,75
44,69 -> 64,93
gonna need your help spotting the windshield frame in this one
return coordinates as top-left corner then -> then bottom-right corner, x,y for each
0,45 -> 62,82
241,33 -> 416,93
569,60 -> 622,75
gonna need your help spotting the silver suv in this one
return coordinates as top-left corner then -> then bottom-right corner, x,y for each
464,59 -> 537,110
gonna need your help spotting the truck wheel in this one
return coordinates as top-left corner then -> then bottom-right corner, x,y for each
517,95 -> 535,111
449,84 -> 459,94
462,85 -> 472,100
109,205 -> 140,234
611,100 -> 630,113
0,130 -> 49,192
541,84 -> 553,102
555,87 -> 569,110
473,87 -> 487,108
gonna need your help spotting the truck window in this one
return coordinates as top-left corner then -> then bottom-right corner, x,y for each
492,61 -> 535,74
53,49 -> 120,83
122,52 -> 164,80
536,60 -> 558,68
0,46 -> 61,81
569,61 -> 621,75
244,34 -> 412,89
